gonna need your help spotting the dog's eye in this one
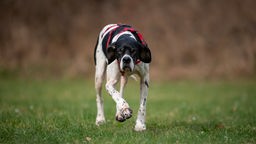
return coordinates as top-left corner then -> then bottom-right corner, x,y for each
119,48 -> 125,53
118,49 -> 123,54
131,49 -> 136,55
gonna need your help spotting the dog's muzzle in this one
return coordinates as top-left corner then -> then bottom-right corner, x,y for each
120,55 -> 134,72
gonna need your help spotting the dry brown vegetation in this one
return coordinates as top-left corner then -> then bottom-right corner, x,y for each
0,0 -> 256,80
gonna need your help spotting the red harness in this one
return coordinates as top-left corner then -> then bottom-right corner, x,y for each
102,24 -> 147,50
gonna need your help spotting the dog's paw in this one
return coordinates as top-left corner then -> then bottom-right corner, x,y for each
115,108 -> 133,122
95,117 -> 106,126
122,107 -> 133,119
115,114 -> 126,122
134,122 -> 146,131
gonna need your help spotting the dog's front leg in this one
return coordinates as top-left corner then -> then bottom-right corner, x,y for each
135,72 -> 149,131
105,63 -> 132,122
105,79 -> 132,122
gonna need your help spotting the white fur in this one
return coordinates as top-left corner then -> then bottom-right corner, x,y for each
95,24 -> 150,131
100,24 -> 118,38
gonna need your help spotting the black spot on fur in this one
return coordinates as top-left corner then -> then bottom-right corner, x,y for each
145,81 -> 149,88
143,98 -> 147,106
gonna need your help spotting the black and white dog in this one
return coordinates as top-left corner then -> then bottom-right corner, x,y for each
94,24 -> 151,131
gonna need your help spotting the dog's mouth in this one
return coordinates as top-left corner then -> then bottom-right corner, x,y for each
121,65 -> 132,72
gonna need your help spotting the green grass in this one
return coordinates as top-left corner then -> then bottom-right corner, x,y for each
0,78 -> 256,143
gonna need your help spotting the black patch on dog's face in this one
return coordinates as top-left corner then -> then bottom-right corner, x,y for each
115,43 -> 139,63
107,39 -> 140,64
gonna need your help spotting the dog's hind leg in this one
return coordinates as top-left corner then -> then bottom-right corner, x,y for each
95,54 -> 107,126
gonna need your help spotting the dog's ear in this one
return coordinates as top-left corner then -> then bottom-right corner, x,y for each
106,43 -> 116,64
139,44 -> 152,63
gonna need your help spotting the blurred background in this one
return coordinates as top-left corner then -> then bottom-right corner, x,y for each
0,0 -> 255,80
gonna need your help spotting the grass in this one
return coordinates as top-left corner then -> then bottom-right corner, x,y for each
0,77 -> 256,143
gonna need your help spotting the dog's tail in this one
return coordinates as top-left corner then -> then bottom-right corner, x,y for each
130,75 -> 138,81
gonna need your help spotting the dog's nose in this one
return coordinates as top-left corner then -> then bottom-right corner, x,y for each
123,57 -> 131,64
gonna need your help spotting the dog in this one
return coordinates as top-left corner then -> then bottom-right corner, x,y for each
94,24 -> 151,131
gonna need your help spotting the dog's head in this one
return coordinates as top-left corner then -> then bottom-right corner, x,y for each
106,40 -> 151,72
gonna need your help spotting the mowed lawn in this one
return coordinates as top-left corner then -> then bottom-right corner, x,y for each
0,77 -> 255,143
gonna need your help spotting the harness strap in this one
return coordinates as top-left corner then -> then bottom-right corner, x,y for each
101,24 -> 118,38
106,26 -> 119,48
122,27 -> 147,46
